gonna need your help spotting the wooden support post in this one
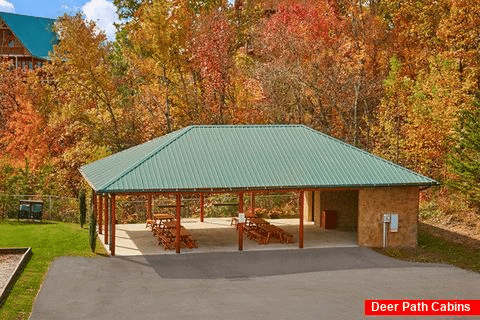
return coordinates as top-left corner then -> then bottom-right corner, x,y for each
175,194 -> 181,254
98,194 -> 103,235
109,195 -> 112,253
250,192 -> 255,216
239,192 -> 244,214
200,193 -> 205,222
238,192 -> 244,251
104,196 -> 109,245
146,194 -> 153,220
92,190 -> 97,227
299,190 -> 304,249
111,194 -> 116,256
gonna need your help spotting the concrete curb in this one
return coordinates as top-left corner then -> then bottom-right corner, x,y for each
0,247 -> 32,307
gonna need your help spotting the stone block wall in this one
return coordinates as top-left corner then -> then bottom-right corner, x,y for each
358,186 -> 419,247
320,191 -> 358,231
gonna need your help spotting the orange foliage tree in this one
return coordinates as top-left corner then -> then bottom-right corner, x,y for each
253,0 -> 389,146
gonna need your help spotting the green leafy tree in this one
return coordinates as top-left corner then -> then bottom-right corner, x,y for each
448,107 -> 480,211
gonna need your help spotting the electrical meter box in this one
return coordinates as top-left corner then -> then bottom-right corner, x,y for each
383,213 -> 391,223
383,213 -> 399,232
390,213 -> 399,232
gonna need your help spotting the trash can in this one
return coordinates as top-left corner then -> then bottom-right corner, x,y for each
321,210 -> 336,229
18,200 -> 43,221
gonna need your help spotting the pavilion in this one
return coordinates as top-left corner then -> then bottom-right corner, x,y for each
79,125 -> 438,255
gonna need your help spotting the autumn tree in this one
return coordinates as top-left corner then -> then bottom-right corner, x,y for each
437,0 -> 480,92
189,10 -> 235,124
0,63 -> 59,195
120,0 -> 195,133
1,100 -> 49,170
373,0 -> 479,182
255,2 -> 344,129
252,1 -> 388,146
378,0 -> 451,77
45,14 -> 133,194
448,107 -> 480,211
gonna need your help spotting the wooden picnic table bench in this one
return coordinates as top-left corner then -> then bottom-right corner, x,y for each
163,221 -> 198,249
258,224 -> 294,243
146,213 -> 175,230
242,217 -> 294,244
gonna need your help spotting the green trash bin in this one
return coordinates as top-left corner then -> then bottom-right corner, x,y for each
18,200 -> 43,221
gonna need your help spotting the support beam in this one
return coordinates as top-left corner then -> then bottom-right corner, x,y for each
146,194 -> 153,220
175,194 -> 181,254
109,195 -> 112,253
104,196 -> 109,245
92,190 -> 97,228
238,192 -> 244,251
200,193 -> 205,222
250,192 -> 255,217
98,195 -> 103,235
299,190 -> 304,248
111,194 -> 116,256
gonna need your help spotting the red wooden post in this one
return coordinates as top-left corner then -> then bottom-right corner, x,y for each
250,192 -> 255,216
200,193 -> 205,222
175,194 -> 181,254
239,192 -> 244,215
104,196 -> 109,245
92,190 -> 97,227
111,194 -> 116,256
146,194 -> 153,220
98,194 -> 103,235
299,190 -> 304,249
238,192 -> 244,251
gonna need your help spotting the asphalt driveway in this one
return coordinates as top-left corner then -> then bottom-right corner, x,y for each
30,247 -> 480,320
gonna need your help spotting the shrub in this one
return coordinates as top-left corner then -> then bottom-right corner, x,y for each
89,210 -> 96,252
79,191 -> 87,228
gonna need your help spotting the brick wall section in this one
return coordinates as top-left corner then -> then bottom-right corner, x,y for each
358,186 -> 419,247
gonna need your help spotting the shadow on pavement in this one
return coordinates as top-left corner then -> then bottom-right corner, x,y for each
119,247 -> 445,280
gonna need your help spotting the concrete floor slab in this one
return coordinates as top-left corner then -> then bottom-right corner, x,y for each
99,218 -> 357,256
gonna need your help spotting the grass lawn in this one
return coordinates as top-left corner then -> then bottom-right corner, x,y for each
0,220 -> 107,320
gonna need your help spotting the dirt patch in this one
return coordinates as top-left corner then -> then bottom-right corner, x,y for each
0,253 -> 23,292
0,248 -> 32,306
374,220 -> 480,273
419,217 -> 480,250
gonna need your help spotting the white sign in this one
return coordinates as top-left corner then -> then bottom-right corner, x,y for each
238,213 -> 245,223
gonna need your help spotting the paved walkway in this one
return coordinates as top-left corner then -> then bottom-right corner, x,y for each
30,247 -> 480,320
100,218 -> 358,255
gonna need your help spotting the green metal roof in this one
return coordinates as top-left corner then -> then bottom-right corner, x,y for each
0,12 -> 56,60
79,125 -> 438,194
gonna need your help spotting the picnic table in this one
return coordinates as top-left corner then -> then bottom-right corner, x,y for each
157,221 -> 198,249
247,217 -> 269,226
243,217 -> 294,244
146,213 -> 175,229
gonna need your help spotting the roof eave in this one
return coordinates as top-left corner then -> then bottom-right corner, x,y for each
94,181 -> 440,195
